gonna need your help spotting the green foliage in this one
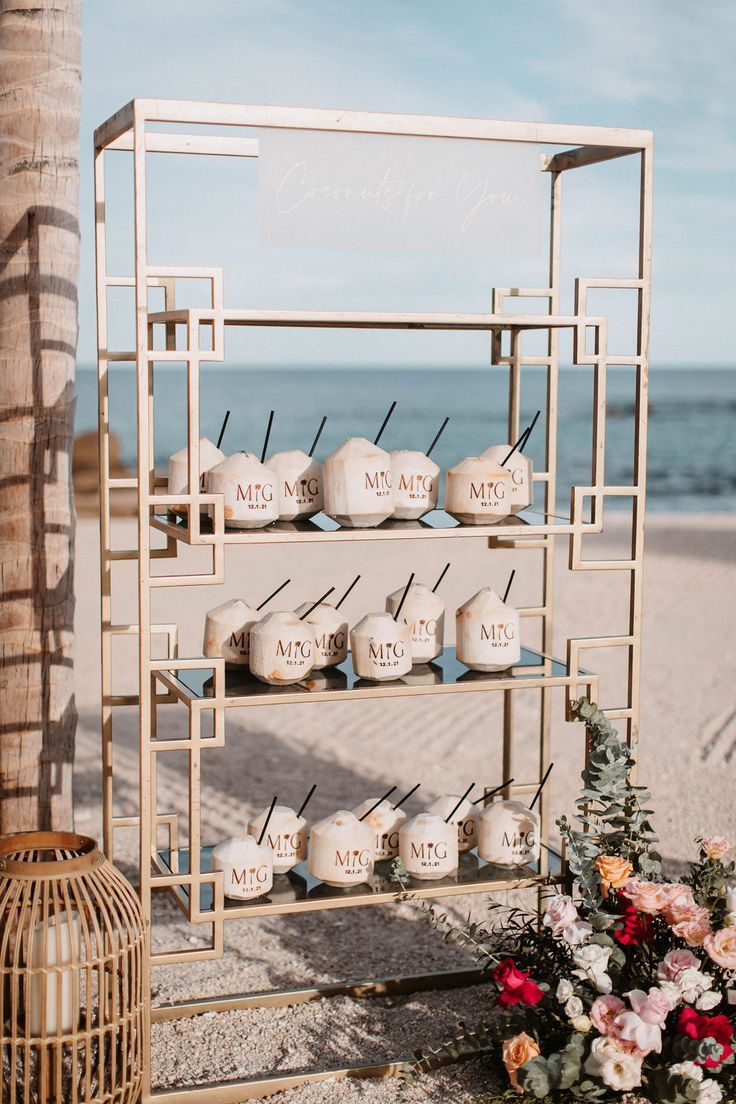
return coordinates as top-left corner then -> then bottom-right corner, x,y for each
647,1068 -> 701,1103
558,698 -> 662,927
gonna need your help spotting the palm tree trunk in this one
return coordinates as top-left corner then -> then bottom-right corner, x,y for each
0,0 -> 81,832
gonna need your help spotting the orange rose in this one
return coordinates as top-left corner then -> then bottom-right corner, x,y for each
595,855 -> 634,897
502,1032 -> 541,1093
623,878 -> 670,914
704,927 -> 736,969
671,908 -> 712,947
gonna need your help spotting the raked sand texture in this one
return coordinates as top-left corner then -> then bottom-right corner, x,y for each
71,513 -> 736,1101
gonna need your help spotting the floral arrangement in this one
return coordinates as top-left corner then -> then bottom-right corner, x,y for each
394,700 -> 736,1102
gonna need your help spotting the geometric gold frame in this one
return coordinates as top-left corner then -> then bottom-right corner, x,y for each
94,100 -> 652,1102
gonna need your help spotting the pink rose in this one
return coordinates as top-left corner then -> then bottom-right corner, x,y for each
704,928 -> 736,970
623,878 -> 671,914
612,1009 -> 662,1055
627,988 -> 671,1027
543,894 -> 578,935
671,909 -> 713,948
661,885 -> 697,924
590,994 -> 626,1035
657,949 -> 701,983
701,837 -> 732,861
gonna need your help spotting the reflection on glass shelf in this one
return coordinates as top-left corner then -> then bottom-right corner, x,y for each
157,845 -> 562,916
153,507 -> 539,537
171,647 -> 568,701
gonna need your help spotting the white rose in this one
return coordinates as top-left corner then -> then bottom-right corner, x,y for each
697,1080 -> 723,1104
543,894 -> 579,935
571,1014 -> 592,1033
696,990 -> 723,1011
658,980 -> 683,1008
565,995 -> 584,1018
562,919 -> 594,946
670,1061 -> 703,1082
556,978 -> 575,1002
584,1036 -> 642,1092
680,968 -> 713,1003
572,944 -> 613,994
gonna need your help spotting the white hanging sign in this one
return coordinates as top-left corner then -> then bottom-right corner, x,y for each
259,129 -> 542,255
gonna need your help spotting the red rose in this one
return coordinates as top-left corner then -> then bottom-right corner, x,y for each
614,893 -> 653,946
493,958 -> 544,1008
677,1007 -> 734,1069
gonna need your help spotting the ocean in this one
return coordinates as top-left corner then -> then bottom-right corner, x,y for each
75,366 -> 736,514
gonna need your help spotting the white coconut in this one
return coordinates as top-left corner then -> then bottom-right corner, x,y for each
269,449 -> 324,521
399,813 -> 458,880
293,601 -> 348,669
426,794 -> 477,852
351,798 -> 407,862
203,598 -> 260,666
456,588 -> 521,672
477,800 -> 540,867
444,456 -> 510,525
385,581 -> 444,663
167,436 -> 225,501
249,611 -> 315,685
307,810 -> 374,887
350,612 -> 412,682
247,804 -> 307,875
322,437 -> 394,527
205,451 -> 279,529
390,450 -> 440,520
480,444 -> 533,513
211,835 -> 273,899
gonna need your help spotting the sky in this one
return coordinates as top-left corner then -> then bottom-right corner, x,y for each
79,0 -> 736,367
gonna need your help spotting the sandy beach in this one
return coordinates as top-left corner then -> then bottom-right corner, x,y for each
71,511 -> 736,1101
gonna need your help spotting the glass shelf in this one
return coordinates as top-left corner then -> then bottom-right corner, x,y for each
150,507 -> 586,545
154,844 -> 564,921
155,647 -> 582,711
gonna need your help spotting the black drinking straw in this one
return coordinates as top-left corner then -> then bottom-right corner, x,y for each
297,784 -> 317,819
260,410 -> 275,463
502,570 -> 516,604
445,783 -> 476,823
426,416 -> 450,458
308,415 -> 327,458
373,400 -> 397,446
216,410 -> 231,450
472,778 -> 515,805
529,762 -> 554,812
358,786 -> 397,821
503,409 -> 541,466
392,572 -> 415,622
432,562 -> 450,594
298,586 -> 335,620
257,795 -> 279,845
394,782 -> 421,809
335,574 -> 361,610
256,578 -> 291,611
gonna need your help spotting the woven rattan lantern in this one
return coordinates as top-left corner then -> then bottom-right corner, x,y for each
0,832 -> 146,1104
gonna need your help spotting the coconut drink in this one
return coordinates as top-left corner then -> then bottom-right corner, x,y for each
385,581 -> 444,663
205,451 -> 279,529
351,798 -> 407,862
249,611 -> 315,685
399,813 -> 458,880
293,601 -> 348,669
477,800 -> 540,868
426,794 -> 477,852
269,449 -> 324,521
167,436 -> 225,502
248,804 -> 307,875
322,437 -> 394,527
390,450 -> 440,520
203,598 -> 260,666
481,444 -> 533,513
350,613 -> 412,682
444,456 -> 510,525
211,835 -> 274,900
456,587 -> 521,672
307,810 -> 374,887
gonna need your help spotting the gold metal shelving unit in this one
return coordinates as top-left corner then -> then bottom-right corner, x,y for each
94,100 -> 652,1103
